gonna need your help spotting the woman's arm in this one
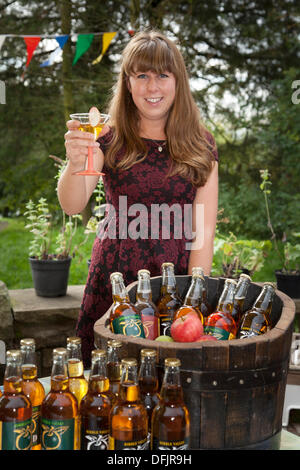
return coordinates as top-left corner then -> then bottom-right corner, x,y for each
187,162 -> 219,275
57,120 -> 106,215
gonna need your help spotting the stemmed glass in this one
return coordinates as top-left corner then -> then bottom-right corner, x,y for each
70,110 -> 110,176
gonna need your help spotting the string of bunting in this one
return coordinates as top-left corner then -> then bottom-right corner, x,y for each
0,31 -> 119,69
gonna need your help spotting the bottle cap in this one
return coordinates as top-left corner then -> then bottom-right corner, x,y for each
20,338 -> 35,347
225,279 -> 237,285
91,349 -> 106,359
161,262 -> 174,269
6,349 -> 21,359
53,348 -> 67,358
138,269 -> 151,277
165,358 -> 181,367
263,282 -> 276,289
107,340 -> 122,349
192,267 -> 204,277
239,274 -> 252,282
110,272 -> 123,282
67,336 -> 81,345
121,358 -> 137,367
140,349 -> 157,358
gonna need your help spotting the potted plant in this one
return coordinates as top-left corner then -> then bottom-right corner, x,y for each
24,197 -> 82,297
260,169 -> 300,298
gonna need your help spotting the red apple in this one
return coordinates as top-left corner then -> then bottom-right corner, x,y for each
171,312 -> 204,342
196,334 -> 218,342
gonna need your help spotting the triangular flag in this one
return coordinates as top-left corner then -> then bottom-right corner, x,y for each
40,35 -> 69,67
72,34 -> 94,65
24,36 -> 41,67
0,35 -> 6,52
92,32 -> 116,65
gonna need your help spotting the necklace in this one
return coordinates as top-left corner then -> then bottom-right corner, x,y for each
142,136 -> 167,152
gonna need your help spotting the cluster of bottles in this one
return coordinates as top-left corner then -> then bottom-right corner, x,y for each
109,262 -> 276,342
0,338 -> 190,450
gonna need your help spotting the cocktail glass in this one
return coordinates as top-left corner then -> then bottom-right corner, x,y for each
70,112 -> 110,176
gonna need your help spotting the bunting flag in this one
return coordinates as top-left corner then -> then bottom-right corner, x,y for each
72,34 -> 94,65
24,36 -> 41,67
92,32 -> 116,65
0,35 -> 6,52
40,34 -> 69,67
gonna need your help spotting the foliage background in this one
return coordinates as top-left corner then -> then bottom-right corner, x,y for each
0,0 -> 299,285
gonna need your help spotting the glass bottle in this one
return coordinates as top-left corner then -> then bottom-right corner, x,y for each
191,267 -> 213,325
0,350 -> 32,450
20,338 -> 45,450
237,282 -> 275,339
109,272 -> 145,338
109,358 -> 148,450
231,274 -> 251,327
151,358 -> 190,450
41,348 -> 80,450
205,279 -> 237,340
134,269 -> 160,339
80,349 -> 112,450
157,262 -> 182,336
107,340 -> 122,399
138,349 -> 160,447
66,336 -> 88,406
173,268 -> 204,324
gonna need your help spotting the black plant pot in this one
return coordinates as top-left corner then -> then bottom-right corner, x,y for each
275,270 -> 300,299
29,257 -> 72,297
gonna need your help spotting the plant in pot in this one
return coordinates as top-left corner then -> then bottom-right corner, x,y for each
212,230 -> 272,279
24,197 -> 82,297
260,169 -> 300,298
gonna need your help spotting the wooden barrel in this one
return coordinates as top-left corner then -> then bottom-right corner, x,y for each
94,276 -> 295,449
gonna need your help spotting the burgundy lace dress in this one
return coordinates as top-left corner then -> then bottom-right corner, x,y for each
76,129 -> 218,366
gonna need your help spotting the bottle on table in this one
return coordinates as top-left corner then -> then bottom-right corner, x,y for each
80,349 -> 112,450
66,336 -> 88,406
109,358 -> 148,450
106,339 -> 122,400
0,350 -> 32,450
237,282 -> 275,339
231,274 -> 251,327
41,348 -> 80,450
20,338 -> 45,450
157,262 -> 182,336
205,279 -> 238,340
173,267 -> 204,323
138,349 -> 160,447
109,272 -> 145,338
134,269 -> 160,339
151,358 -> 190,450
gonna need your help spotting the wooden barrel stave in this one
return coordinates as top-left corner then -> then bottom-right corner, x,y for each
94,276 -> 295,449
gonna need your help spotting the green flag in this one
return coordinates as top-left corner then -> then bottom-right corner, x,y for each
72,34 -> 94,65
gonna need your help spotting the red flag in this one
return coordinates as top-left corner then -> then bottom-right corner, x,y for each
24,36 -> 41,67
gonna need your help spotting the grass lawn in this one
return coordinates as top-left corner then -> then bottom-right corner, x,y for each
0,217 -> 94,289
0,217 -> 281,290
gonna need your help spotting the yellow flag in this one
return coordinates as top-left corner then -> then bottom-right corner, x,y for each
92,32 -> 116,65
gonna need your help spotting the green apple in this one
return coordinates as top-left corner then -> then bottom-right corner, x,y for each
155,335 -> 174,342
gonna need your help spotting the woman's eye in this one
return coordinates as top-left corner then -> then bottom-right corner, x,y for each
160,73 -> 168,78
137,73 -> 147,79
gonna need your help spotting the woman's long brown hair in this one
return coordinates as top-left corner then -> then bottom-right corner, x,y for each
105,30 -> 216,188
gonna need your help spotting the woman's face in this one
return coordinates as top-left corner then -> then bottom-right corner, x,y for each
127,70 -> 176,127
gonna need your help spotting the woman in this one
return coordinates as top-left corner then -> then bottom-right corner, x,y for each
58,30 -> 218,366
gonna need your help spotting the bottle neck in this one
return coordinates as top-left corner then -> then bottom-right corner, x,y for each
138,357 -> 158,393
136,274 -> 152,303
184,276 -> 204,306
67,342 -> 84,377
89,358 -> 109,393
119,365 -> 140,402
161,266 -> 178,294
253,286 -> 274,314
21,347 -> 37,380
160,366 -> 183,402
112,279 -> 130,303
234,279 -> 250,299
4,359 -> 23,394
217,283 -> 235,314
51,357 -> 69,392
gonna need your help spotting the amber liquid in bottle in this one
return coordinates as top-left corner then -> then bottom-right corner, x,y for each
135,269 -> 160,339
231,274 -> 251,327
80,350 -> 112,450
0,350 -> 32,450
238,282 -> 275,338
151,358 -> 190,450
20,338 -> 45,450
173,269 -> 205,324
41,348 -> 79,450
107,340 -> 122,400
67,337 -> 88,406
157,262 -> 182,336
109,359 -> 148,450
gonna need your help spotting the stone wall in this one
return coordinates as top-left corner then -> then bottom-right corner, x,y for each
0,282 -> 84,382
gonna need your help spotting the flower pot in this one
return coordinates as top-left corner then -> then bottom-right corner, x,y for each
29,257 -> 72,297
275,270 -> 300,299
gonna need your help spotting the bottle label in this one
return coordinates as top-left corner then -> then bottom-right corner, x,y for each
31,405 -> 41,447
152,436 -> 189,450
205,326 -> 235,340
81,423 -> 109,450
141,315 -> 159,339
112,314 -> 145,337
109,435 -> 148,450
41,417 -> 75,450
239,326 -> 268,338
0,419 -> 32,450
